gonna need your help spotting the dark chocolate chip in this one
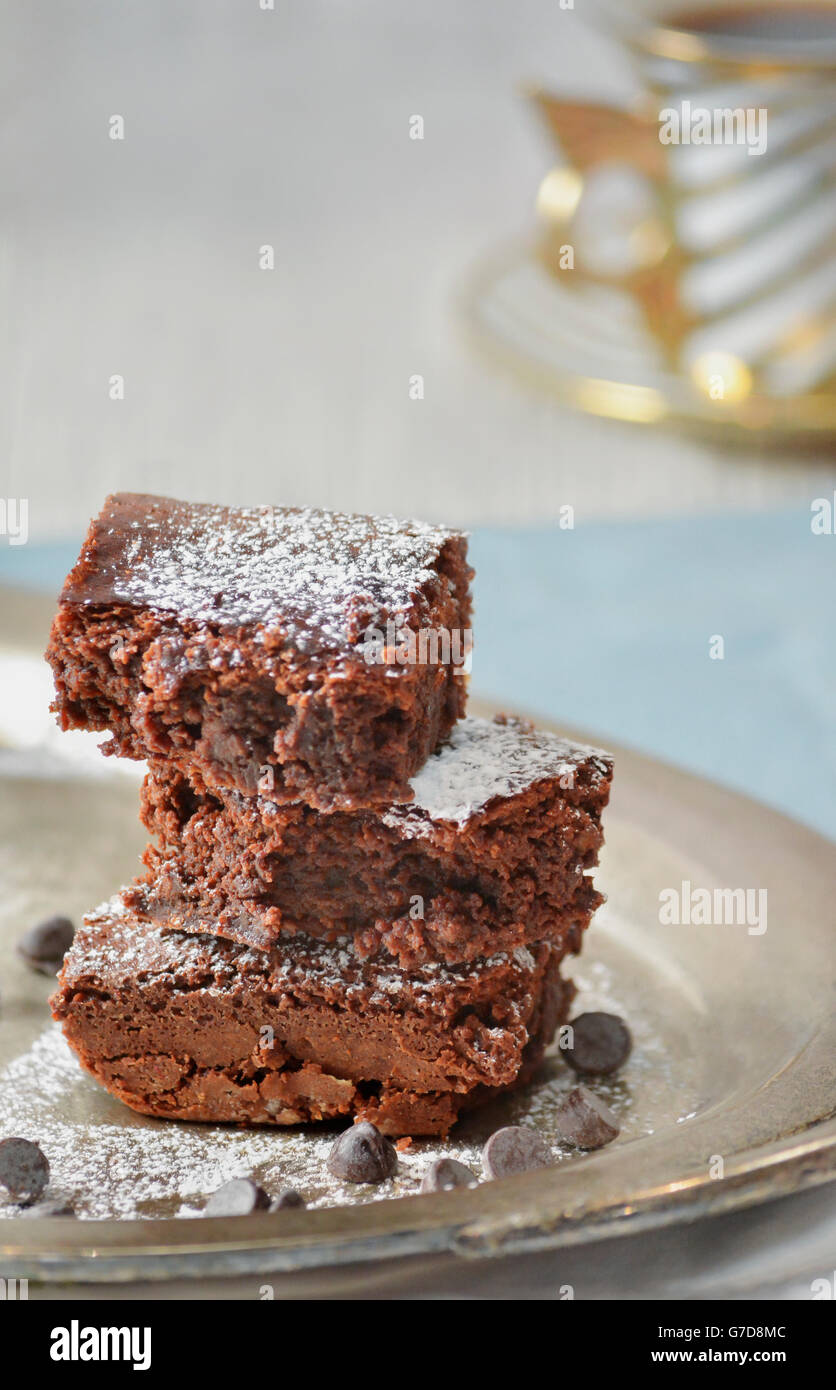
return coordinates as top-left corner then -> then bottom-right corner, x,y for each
564,1012 -> 632,1077
420,1158 -> 478,1193
17,916 -> 75,976
555,1086 -> 620,1149
482,1126 -> 552,1180
326,1121 -> 398,1184
270,1188 -> 305,1211
19,1197 -> 75,1219
204,1177 -> 270,1216
0,1137 -> 50,1204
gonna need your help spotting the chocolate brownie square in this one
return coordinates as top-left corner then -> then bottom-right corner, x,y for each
50,889 -> 574,1138
46,493 -> 472,810
139,715 -> 613,969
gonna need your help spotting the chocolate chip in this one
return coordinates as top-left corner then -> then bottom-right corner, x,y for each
420,1157 -> 478,1193
326,1121 -> 398,1184
0,1137 -> 50,1204
555,1086 -> 620,1149
270,1188 -> 305,1211
19,1197 -> 75,1219
204,1177 -> 270,1216
17,916 -> 75,976
482,1126 -> 552,1180
564,1012 -> 632,1077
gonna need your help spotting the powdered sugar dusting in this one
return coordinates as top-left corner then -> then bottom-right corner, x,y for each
70,494 -> 462,654
384,716 -> 612,831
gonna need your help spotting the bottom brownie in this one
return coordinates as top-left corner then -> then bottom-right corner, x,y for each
50,890 -> 573,1137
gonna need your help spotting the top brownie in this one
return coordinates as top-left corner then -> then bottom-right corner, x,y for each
46,493 -> 472,809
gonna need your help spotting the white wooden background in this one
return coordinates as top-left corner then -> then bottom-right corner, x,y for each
1,0 -> 833,538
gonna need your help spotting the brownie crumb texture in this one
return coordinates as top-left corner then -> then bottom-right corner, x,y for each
42,492 -> 614,1145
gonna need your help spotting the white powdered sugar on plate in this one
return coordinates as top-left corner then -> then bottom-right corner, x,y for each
384,716 -> 612,831
0,949 -> 683,1223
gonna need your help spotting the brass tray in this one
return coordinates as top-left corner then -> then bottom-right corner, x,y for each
0,595 -> 833,1283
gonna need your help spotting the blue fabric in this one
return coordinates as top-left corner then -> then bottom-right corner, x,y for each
468,511 -> 835,840
2,510 -> 832,839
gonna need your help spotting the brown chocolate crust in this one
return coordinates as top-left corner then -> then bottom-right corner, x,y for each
50,891 -> 573,1137
46,493 -> 472,810
138,733 -> 612,969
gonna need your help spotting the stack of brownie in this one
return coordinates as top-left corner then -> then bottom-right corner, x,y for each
47,493 -> 612,1136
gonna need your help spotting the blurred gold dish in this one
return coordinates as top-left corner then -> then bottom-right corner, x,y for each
464,0 -> 836,442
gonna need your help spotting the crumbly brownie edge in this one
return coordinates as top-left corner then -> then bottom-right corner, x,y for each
46,495 -> 473,809
49,896 -> 569,1136
136,871 -> 602,971
53,961 -> 573,1140
47,607 -> 468,808
137,730 -> 612,968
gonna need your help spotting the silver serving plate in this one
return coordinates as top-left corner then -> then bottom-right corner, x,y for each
0,591 -> 833,1283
